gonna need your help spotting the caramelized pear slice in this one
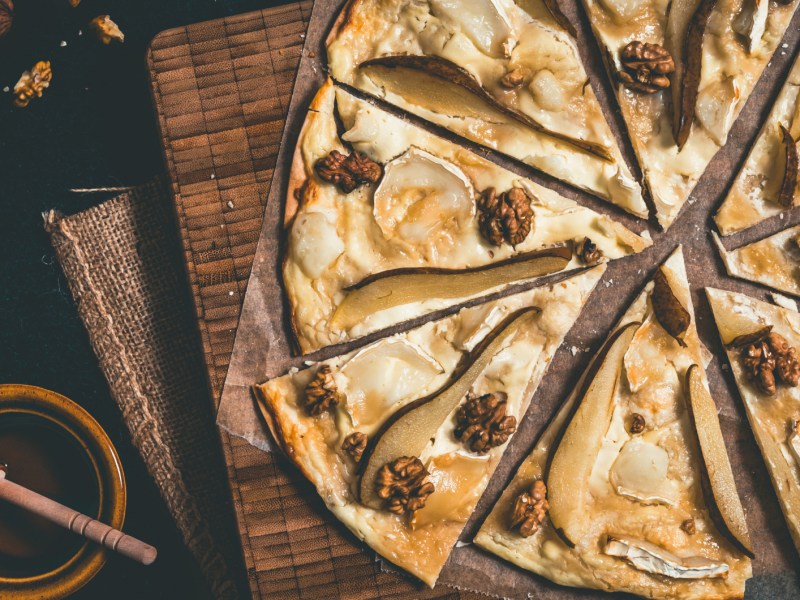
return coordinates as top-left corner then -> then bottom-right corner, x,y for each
686,365 -> 754,556
726,325 -> 772,349
651,267 -> 690,347
358,307 -> 540,510
546,321 -> 638,545
667,0 -> 718,149
358,55 -> 613,162
330,246 -> 572,332
778,124 -> 799,207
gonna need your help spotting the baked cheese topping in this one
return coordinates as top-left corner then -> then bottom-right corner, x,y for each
256,267 -> 604,586
475,250 -> 752,600
713,226 -> 800,297
707,288 -> 800,554
285,79 -> 649,353
327,0 -> 647,216
580,0 -> 798,227
715,54 -> 800,235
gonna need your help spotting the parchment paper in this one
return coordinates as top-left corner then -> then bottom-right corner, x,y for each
217,0 -> 800,595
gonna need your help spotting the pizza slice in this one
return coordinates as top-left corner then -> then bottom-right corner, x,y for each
285,78 -> 651,354
325,0 -> 648,218
475,247 -> 753,599
255,265 -> 605,586
715,53 -> 800,235
578,0 -> 798,228
706,288 -> 800,554
713,226 -> 800,297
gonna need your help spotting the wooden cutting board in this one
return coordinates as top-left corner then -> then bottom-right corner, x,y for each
146,4 -> 484,598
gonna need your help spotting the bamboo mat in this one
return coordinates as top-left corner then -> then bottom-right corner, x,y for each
146,4 -> 485,598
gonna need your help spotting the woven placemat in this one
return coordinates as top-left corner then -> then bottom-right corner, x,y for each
44,181 -> 244,599
44,5 -> 488,596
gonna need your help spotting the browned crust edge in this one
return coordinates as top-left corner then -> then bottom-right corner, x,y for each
325,0 -> 360,49
252,383 -> 320,485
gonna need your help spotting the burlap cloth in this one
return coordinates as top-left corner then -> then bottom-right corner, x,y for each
44,180 -> 244,599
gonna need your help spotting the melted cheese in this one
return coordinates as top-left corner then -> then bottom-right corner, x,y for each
327,0 -> 648,216
580,0 -> 798,227
284,81 -> 650,353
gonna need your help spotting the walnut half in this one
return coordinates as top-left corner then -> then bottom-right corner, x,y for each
618,41 -> 674,94
741,331 -> 800,395
375,456 -> 435,515
511,480 -> 549,538
314,149 -> 382,193
342,431 -> 367,463
454,393 -> 517,454
303,365 -> 343,416
13,61 -> 52,108
477,187 -> 534,247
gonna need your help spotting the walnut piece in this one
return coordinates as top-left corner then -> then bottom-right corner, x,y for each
681,518 -> 696,535
500,66 -> 529,89
618,41 -> 675,94
13,61 -> 52,108
89,15 -> 125,44
0,0 -> 13,39
477,187 -> 534,247
741,331 -> 800,395
375,456 -> 435,515
303,365 -> 343,416
629,413 -> 646,434
577,237 -> 603,264
314,149 -> 382,193
511,480 -> 549,538
454,393 -> 517,454
342,432 -> 367,463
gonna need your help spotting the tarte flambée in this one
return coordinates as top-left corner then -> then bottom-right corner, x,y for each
255,266 -> 605,586
284,78 -> 650,354
715,52 -> 800,235
475,247 -> 753,600
578,0 -> 798,228
707,287 -> 800,555
325,0 -> 648,217
713,226 -> 800,297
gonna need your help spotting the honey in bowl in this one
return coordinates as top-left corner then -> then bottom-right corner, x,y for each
0,411 -> 100,578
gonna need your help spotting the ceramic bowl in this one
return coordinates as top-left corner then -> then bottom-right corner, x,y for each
0,384 -> 126,599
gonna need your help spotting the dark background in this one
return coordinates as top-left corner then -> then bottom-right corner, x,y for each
0,0 -> 285,597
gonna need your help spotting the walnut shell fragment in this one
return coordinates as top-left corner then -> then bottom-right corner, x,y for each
89,15 -> 125,44
651,268 -> 690,347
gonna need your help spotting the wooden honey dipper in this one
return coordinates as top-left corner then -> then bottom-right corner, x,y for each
0,464 -> 157,565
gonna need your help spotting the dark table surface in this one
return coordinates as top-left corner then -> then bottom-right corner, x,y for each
0,0 -> 289,597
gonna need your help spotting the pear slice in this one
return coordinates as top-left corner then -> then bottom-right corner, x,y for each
358,55 -> 614,162
546,321 -> 639,545
666,0 -> 718,149
358,307 -> 540,509
330,246 -> 572,332
685,365 -> 754,556
778,124 -> 799,207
